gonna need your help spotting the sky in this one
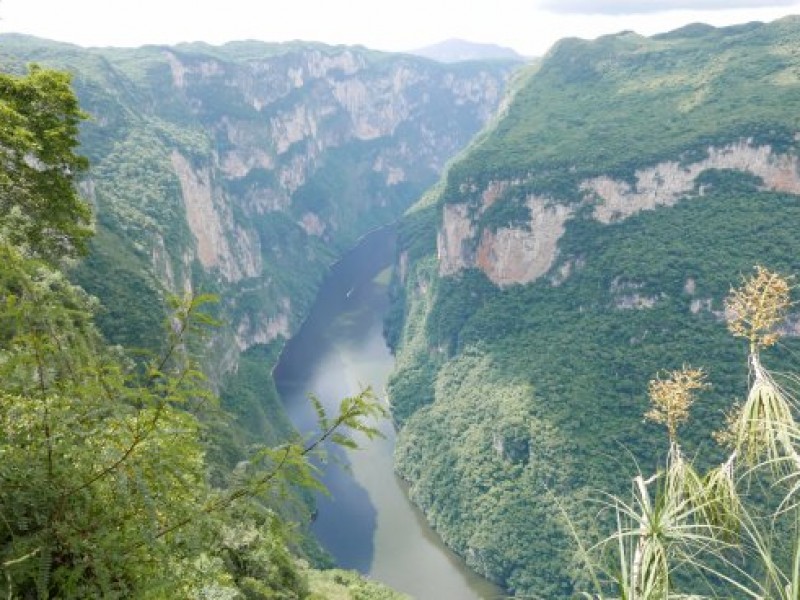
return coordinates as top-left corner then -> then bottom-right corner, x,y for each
1,0 -> 800,57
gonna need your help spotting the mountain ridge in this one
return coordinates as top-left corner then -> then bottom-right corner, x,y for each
409,38 -> 527,63
0,33 -> 518,473
387,16 -> 800,597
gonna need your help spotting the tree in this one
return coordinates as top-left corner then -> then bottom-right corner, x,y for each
0,65 -> 387,598
0,65 -> 92,262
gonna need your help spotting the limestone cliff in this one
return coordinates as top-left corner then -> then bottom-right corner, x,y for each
171,150 -> 262,282
437,140 -> 800,287
159,44 -> 515,360
586,140 -> 800,223
0,35 -> 519,374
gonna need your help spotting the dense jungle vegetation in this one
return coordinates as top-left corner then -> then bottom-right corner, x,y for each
9,14 -> 800,600
0,33 -> 516,483
0,65 -> 404,600
387,17 -> 800,597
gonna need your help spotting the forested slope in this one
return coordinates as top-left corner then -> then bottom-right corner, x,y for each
386,16 -> 800,597
0,62 -> 413,599
0,35 -> 522,597
0,33 -> 518,457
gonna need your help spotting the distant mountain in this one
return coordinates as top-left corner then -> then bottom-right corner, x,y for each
409,38 -> 527,63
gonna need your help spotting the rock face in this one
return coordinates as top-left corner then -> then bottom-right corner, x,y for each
439,194 -> 572,286
586,141 -> 800,223
475,198 -> 572,287
159,44 -> 513,238
156,44 -> 514,358
171,151 -> 262,282
0,35 -> 518,368
437,204 -> 475,276
437,140 -> 800,287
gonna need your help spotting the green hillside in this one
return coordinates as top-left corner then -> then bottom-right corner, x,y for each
0,35 -> 520,597
0,61 -> 411,599
0,34 -> 517,455
387,17 -> 800,597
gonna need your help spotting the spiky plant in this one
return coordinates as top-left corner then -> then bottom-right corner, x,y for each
582,267 -> 800,600
724,267 -> 799,471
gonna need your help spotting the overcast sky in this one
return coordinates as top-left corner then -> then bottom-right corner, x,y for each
1,0 -> 799,57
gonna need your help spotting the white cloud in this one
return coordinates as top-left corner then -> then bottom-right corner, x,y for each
539,0 -> 797,15
1,0 -> 800,57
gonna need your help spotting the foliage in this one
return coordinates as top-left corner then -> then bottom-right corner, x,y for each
0,65 -> 91,261
0,65 -> 394,599
0,242 -> 388,597
305,568 -> 410,599
0,242 -> 216,596
218,343 -> 292,458
391,187 -> 800,597
387,17 -> 800,598
582,268 -> 800,600
0,39 -> 519,520
442,17 -> 800,206
69,226 -> 167,352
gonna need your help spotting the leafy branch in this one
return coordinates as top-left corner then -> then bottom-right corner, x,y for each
152,387 -> 387,542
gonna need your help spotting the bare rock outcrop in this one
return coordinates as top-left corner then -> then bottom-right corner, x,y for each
586,141 -> 800,223
438,204 -> 475,277
299,212 -> 326,237
437,188 -> 570,287
475,198 -> 572,287
438,140 -> 800,288
235,310 -> 291,351
171,151 -> 261,282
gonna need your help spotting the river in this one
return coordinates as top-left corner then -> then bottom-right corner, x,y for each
273,227 -> 505,600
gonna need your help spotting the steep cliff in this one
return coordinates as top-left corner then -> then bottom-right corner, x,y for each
387,17 -> 800,597
438,140 -> 800,287
0,35 -> 518,448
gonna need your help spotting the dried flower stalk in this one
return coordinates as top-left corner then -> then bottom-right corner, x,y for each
645,366 -> 709,442
726,266 -> 792,352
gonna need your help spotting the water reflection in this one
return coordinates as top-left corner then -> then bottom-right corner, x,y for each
274,228 -> 504,600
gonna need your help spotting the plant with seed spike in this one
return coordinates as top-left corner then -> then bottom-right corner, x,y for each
581,267 -> 800,600
645,367 -> 709,444
723,267 -> 799,470
726,265 -> 792,353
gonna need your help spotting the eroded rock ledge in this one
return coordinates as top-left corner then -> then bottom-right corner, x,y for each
438,140 -> 800,287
